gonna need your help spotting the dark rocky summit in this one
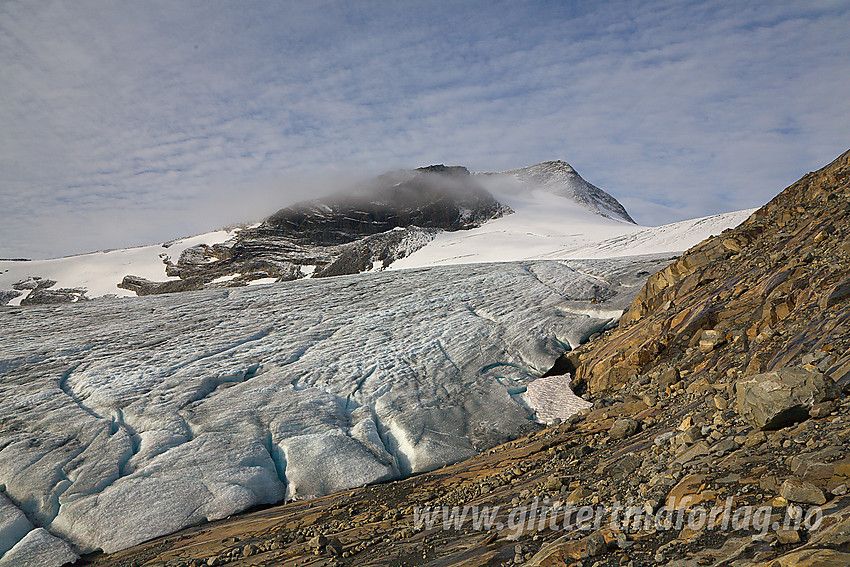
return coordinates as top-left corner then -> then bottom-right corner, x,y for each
258,165 -> 504,246
119,165 -> 511,295
83,152 -> 850,567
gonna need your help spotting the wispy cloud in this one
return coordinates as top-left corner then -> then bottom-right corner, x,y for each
1,0 -> 849,258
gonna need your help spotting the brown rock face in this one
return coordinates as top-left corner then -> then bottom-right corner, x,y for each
570,149 -> 850,397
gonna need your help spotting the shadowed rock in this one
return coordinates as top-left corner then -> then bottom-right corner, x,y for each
736,367 -> 841,429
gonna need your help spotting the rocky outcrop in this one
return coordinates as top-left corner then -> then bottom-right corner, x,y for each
737,367 -> 841,429
0,290 -> 21,305
569,149 -> 850,396
12,276 -> 56,290
20,288 -> 88,305
117,275 -> 205,295
122,166 -> 510,295
311,226 -> 439,278
5,276 -> 89,305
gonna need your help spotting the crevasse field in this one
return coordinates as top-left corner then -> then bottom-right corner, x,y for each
0,256 -> 670,558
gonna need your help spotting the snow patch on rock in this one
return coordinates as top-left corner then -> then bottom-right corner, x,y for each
526,375 -> 592,425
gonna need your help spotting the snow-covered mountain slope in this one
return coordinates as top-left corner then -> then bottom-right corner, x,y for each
389,182 -> 756,269
0,256 -> 670,558
0,228 -> 242,302
560,208 -> 758,259
480,160 -> 636,223
0,161 -> 753,301
389,161 -> 753,269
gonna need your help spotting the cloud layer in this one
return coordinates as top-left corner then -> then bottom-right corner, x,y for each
2,0 -> 849,258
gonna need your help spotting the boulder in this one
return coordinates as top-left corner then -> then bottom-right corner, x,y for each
736,367 -> 841,429
326,537 -> 343,556
0,290 -> 21,305
722,238 -> 743,252
309,533 -> 328,550
609,418 -> 640,440
606,454 -> 641,477
699,329 -> 726,353
665,474 -> 708,509
585,531 -> 607,556
564,486 -> 593,505
780,477 -> 827,505
522,535 -> 584,565
775,529 -> 801,544
674,441 -> 710,465
658,366 -> 681,389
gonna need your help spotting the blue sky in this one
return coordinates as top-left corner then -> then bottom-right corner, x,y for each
2,0 -> 849,259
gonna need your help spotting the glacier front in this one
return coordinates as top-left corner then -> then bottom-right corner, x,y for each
0,257 -> 670,557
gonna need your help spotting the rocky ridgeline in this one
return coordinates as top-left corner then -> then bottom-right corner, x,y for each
568,148 -> 850,396
118,165 -> 511,295
81,151 -> 850,567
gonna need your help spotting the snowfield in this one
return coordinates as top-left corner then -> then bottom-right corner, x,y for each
390,183 -> 756,268
0,256 -> 671,559
0,229 -> 240,301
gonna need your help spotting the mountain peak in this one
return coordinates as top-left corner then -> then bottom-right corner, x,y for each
528,159 -> 577,173
482,161 -> 636,224
415,164 -> 471,177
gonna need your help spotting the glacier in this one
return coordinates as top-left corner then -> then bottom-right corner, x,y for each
0,256 -> 671,558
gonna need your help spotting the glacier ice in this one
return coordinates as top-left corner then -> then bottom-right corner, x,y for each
0,494 -> 33,557
0,528 -> 78,567
0,257 -> 671,556
49,433 -> 284,554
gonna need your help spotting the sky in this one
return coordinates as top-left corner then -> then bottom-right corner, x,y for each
2,0 -> 849,259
